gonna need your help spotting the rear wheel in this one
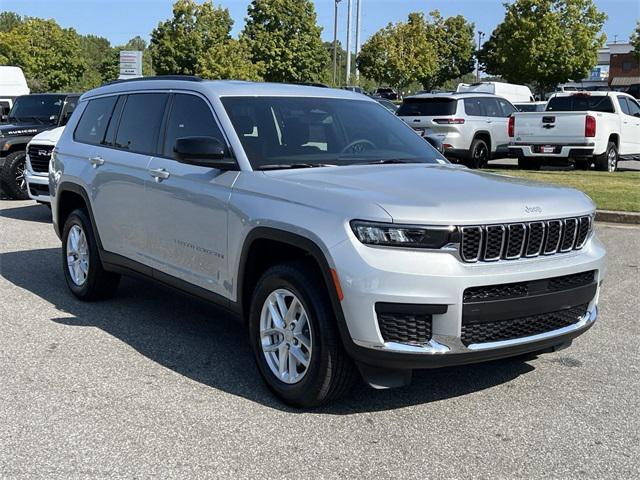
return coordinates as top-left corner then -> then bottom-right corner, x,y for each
249,262 -> 357,407
0,151 -> 29,200
466,138 -> 489,169
62,208 -> 120,301
594,142 -> 618,172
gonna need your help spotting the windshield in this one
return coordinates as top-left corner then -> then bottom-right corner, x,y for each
397,98 -> 457,116
221,97 -> 445,170
546,95 -> 615,113
8,95 -> 66,124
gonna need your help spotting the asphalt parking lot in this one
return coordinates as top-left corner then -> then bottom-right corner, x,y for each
1,198 -> 639,479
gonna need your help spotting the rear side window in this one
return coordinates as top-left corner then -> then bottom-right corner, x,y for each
397,98 -> 457,116
114,93 -> 168,155
546,95 -> 615,113
163,94 -> 226,158
479,97 -> 502,117
618,96 -> 631,115
497,98 -> 517,117
464,98 -> 484,116
74,96 -> 118,145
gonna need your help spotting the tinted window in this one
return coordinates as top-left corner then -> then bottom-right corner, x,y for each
0,100 -> 10,116
497,98 -> 517,117
74,96 -> 118,145
114,93 -> 168,155
618,96 -> 631,115
626,97 -> 640,116
397,98 -> 457,116
163,94 -> 226,158
103,96 -> 126,146
546,95 -> 615,113
464,98 -> 484,116
222,97 -> 444,169
59,96 -> 79,126
479,98 -> 501,117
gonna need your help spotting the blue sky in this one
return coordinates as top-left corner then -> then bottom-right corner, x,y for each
4,0 -> 639,47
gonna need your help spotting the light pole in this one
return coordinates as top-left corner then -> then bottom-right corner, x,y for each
333,0 -> 341,86
346,0 -> 352,85
476,31 -> 485,82
355,0 -> 362,81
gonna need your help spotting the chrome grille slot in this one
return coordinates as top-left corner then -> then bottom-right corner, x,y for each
27,145 -> 53,173
458,216 -> 593,263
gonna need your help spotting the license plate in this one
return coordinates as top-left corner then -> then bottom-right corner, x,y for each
541,145 -> 555,153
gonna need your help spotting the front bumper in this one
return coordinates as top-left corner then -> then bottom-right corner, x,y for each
25,169 -> 50,203
330,232 -> 605,370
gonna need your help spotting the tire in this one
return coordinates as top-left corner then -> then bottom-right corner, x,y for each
0,151 -> 29,200
61,208 -> 120,301
594,142 -> 618,172
574,159 -> 590,171
249,262 -> 357,407
466,138 -> 489,169
517,157 -> 540,171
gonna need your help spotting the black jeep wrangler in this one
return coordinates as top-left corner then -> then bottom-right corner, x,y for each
0,93 -> 79,199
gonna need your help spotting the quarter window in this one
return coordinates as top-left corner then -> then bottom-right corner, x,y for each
114,93 -> 168,155
163,94 -> 226,158
74,96 -> 118,145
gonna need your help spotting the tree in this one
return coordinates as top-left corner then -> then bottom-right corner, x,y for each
73,34 -> 114,90
632,22 -> 640,57
242,0 -> 328,83
0,18 -> 85,92
0,11 -> 22,32
150,0 -> 261,80
478,0 -> 607,94
430,13 -> 476,90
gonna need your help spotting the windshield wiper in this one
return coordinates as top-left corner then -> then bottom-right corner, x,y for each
257,163 -> 337,171
362,158 -> 420,165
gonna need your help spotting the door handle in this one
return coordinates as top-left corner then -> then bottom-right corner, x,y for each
149,168 -> 170,182
89,156 -> 104,168
486,120 -> 493,124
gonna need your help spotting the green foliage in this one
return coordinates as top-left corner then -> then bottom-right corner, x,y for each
478,0 -> 607,94
357,11 -> 474,91
150,0 -> 261,80
632,22 -> 640,57
0,17 -> 86,92
0,11 -> 22,32
242,0 -> 328,83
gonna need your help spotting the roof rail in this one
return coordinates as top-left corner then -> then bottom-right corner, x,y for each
103,75 -> 204,86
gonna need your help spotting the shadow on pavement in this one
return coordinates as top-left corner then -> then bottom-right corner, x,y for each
1,202 -> 52,223
1,247 -> 535,414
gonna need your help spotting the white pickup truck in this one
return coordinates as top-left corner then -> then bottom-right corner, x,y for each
508,92 -> 640,172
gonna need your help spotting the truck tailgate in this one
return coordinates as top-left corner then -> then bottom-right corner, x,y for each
512,112 -> 588,144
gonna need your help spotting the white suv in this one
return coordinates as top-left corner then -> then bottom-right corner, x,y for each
397,93 -> 517,168
50,78 -> 605,407
25,126 -> 64,204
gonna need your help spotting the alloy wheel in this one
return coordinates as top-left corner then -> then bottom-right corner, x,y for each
15,159 -> 27,194
259,288 -> 313,384
607,148 -> 617,172
66,224 -> 90,286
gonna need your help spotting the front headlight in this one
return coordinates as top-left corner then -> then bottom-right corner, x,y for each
350,220 -> 458,249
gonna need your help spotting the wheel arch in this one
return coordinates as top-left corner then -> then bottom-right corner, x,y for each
55,182 -> 104,252
473,130 -> 492,151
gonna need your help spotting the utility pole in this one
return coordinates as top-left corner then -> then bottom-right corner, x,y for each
333,0 -> 341,86
476,31 -> 485,82
346,0 -> 352,86
355,0 -> 362,81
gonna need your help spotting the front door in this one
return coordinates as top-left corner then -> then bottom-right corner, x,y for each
619,96 -> 640,155
144,93 -> 237,297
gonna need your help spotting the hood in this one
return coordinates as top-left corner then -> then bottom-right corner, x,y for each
28,126 -> 65,145
0,122 -> 50,139
265,164 -> 595,225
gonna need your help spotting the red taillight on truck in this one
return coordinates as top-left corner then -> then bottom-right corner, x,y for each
585,115 -> 596,137
508,116 -> 515,137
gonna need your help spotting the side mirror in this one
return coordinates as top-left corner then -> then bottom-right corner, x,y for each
173,136 -> 236,170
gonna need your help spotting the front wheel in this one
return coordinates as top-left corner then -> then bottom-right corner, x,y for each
249,263 -> 357,407
594,142 -> 618,172
0,151 -> 29,200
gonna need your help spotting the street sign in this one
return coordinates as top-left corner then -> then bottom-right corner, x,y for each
119,50 -> 143,79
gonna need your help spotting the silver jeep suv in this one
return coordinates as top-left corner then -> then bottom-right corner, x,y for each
51,78 -> 605,407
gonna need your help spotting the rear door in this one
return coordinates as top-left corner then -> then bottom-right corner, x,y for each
144,92 -> 237,296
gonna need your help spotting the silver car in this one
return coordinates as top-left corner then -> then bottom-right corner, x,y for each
50,78 -> 606,407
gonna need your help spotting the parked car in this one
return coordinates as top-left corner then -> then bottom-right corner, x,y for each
508,92 -> 640,172
25,126 -> 64,205
375,87 -> 398,100
342,86 -> 365,94
51,77 -> 605,407
397,93 -> 517,168
514,101 -> 547,112
0,93 -> 79,199
457,82 -> 534,104
0,66 -> 30,123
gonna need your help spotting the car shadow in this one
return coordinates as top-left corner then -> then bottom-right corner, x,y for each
1,247 -> 536,414
1,203 -> 51,223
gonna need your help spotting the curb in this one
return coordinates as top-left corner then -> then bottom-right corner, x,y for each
596,210 -> 640,225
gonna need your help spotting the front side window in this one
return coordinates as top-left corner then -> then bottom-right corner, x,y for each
221,97 -> 444,169
74,96 -> 118,145
479,97 -> 502,117
163,94 -> 226,158
114,93 -> 168,155
626,97 -> 640,116
497,98 -> 517,117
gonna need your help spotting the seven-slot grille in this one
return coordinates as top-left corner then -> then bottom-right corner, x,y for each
27,145 -> 54,173
460,216 -> 592,263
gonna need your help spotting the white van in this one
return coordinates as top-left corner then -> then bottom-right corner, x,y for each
0,66 -> 30,119
457,82 -> 534,104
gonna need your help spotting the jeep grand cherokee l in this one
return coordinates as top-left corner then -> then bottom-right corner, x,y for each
50,78 -> 606,407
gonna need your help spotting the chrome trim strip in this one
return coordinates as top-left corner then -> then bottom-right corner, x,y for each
560,218 -> 578,252
575,216 -> 592,250
352,338 -> 451,354
543,219 -> 563,255
467,306 -> 597,351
